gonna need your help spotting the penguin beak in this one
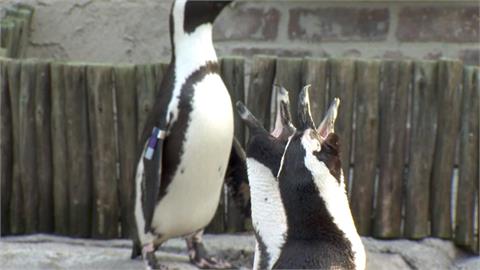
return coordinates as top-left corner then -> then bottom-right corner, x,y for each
297,85 -> 316,132
236,101 -> 267,133
271,85 -> 295,140
317,98 -> 340,140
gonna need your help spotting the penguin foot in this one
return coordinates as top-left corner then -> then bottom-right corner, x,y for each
187,241 -> 232,269
142,243 -> 167,270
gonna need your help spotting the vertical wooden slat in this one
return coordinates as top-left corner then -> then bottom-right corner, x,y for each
404,61 -> 438,238
34,61 -> 53,233
7,60 -> 24,234
113,65 -> 137,238
221,57 -> 245,146
0,21 -> 15,57
274,57 -> 303,128
208,57 -> 246,233
374,60 -> 412,238
136,64 -> 156,142
350,60 -> 380,235
328,58 -> 355,181
87,64 -> 119,238
455,66 -> 478,251
1,58 -> 13,235
19,60 -> 38,233
431,60 -> 463,239
151,62 -> 169,96
50,62 -> 69,234
246,56 -> 276,131
301,58 -> 328,124
64,63 -> 92,237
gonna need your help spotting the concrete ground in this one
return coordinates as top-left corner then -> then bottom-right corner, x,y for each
1,234 -> 479,270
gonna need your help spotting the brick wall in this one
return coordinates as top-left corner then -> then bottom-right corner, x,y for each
0,0 -> 478,65
214,1 -> 479,65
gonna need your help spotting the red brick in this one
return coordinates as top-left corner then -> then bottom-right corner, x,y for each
459,49 -> 480,65
397,7 -> 479,42
214,5 -> 279,41
231,47 -> 314,58
288,8 -> 389,42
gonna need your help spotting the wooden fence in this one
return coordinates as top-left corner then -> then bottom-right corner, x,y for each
1,56 -> 478,254
0,4 -> 33,58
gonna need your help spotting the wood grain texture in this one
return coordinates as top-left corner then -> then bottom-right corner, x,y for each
64,63 -> 92,237
113,65 -> 137,238
374,60 -> 412,238
404,61 -> 438,239
19,60 -> 38,233
87,65 -> 119,239
50,62 -> 69,235
7,60 -> 25,234
350,60 -> 380,235
1,58 -> 13,235
246,56 -> 276,132
135,64 -> 156,143
431,60 -> 463,239
455,66 -> 479,251
34,61 -> 53,233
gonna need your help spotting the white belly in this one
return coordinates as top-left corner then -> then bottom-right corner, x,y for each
151,74 -> 234,239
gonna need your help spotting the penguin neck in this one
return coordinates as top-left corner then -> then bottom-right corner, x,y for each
171,4 -> 218,81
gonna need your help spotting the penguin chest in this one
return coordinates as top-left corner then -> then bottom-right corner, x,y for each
151,74 -> 234,238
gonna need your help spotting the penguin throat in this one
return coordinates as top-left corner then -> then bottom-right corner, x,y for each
173,23 -> 218,77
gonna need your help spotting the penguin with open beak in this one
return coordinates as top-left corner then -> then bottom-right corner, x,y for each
131,1 -> 241,269
238,86 -> 366,269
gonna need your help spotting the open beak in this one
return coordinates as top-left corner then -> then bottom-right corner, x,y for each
317,98 -> 340,139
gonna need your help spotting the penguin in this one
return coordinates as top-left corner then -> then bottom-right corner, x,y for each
237,86 -> 366,269
274,88 -> 366,269
131,1 -> 236,269
236,85 -> 295,270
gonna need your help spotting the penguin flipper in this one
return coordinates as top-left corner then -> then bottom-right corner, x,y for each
141,138 -> 165,234
224,137 -> 251,217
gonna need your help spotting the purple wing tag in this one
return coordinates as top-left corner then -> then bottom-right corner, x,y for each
144,127 -> 161,160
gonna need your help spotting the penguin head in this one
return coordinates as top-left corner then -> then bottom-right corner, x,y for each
278,89 -> 342,185
173,0 -> 232,34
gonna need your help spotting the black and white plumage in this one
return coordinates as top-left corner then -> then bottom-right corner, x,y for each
131,0 -> 235,269
237,86 -> 366,270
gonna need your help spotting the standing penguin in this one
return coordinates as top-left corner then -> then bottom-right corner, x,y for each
237,87 -> 366,269
131,0 -> 235,269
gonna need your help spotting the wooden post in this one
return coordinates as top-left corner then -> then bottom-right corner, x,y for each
454,66 -> 479,251
64,63 -> 92,237
50,62 -> 69,235
221,57 -> 245,146
34,61 -> 53,233
87,64 -> 119,239
151,62 -> 169,96
328,58 -> 355,183
246,56 -> 276,132
19,59 -> 38,233
404,61 -> 438,239
113,64 -> 137,238
1,58 -> 13,235
431,60 -> 463,239
6,7 -> 33,58
135,64 -> 156,142
274,57 -> 303,128
7,60 -> 25,234
214,57 -> 246,233
350,60 -> 380,235
0,20 -> 16,58
302,58 -> 328,124
374,60 -> 412,238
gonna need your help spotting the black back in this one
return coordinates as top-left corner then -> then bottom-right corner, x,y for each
274,132 -> 355,269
